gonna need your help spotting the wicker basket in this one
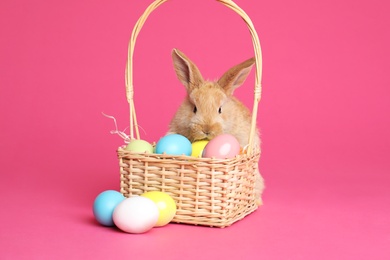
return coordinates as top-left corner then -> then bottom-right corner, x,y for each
118,0 -> 263,228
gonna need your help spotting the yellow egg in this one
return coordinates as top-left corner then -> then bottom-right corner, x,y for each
191,140 -> 209,157
140,191 -> 177,227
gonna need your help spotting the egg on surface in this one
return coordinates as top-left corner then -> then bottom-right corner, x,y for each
93,190 -> 125,226
202,134 -> 241,159
141,191 -> 177,227
113,197 -> 159,234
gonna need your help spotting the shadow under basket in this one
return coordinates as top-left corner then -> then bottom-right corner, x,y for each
118,148 -> 260,228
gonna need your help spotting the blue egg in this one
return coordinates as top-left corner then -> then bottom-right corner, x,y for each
156,134 -> 192,156
93,190 -> 125,226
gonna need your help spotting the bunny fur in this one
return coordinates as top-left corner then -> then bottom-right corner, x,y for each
168,48 -> 264,204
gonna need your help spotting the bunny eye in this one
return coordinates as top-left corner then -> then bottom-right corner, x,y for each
218,107 -> 222,114
193,106 -> 197,114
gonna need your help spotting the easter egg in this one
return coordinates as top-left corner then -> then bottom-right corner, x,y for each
113,196 -> 159,234
141,191 -> 177,227
93,190 -> 125,226
191,140 -> 209,157
125,139 -> 153,153
155,134 -> 192,156
202,134 -> 241,159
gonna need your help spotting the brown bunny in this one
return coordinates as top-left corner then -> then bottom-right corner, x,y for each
168,48 -> 264,204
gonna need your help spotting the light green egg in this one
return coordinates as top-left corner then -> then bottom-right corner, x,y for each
125,139 -> 154,153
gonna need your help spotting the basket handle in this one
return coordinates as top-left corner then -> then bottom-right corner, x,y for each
126,0 -> 263,154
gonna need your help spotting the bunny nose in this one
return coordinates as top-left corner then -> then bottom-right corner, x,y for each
202,128 -> 211,137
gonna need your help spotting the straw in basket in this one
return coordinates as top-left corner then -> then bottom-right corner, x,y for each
118,0 -> 264,228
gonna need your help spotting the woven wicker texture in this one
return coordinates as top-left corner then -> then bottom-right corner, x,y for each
119,0 -> 263,227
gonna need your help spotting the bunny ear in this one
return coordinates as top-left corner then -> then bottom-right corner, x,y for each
218,57 -> 255,95
172,48 -> 204,92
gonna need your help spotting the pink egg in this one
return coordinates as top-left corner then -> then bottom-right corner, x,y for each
202,134 -> 241,159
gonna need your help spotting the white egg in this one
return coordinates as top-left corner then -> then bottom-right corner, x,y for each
113,196 -> 159,234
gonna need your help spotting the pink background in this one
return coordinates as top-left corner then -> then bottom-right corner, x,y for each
1,0 -> 389,259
